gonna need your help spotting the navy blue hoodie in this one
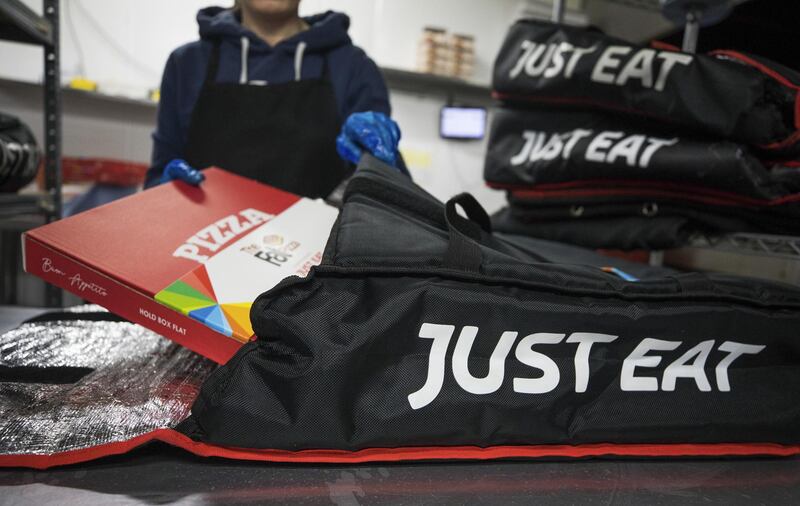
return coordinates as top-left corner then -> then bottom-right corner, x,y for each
147,7 -> 391,187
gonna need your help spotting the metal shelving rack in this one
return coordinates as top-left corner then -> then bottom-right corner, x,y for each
686,233 -> 800,259
0,0 -> 62,306
381,67 -> 492,106
665,233 -> 800,285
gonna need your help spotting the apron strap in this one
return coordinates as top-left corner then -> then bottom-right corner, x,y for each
320,52 -> 331,81
204,40 -> 222,85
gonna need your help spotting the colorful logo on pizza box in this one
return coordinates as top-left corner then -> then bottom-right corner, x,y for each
155,264 -> 254,342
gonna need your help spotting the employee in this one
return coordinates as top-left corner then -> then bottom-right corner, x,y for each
145,0 -> 405,197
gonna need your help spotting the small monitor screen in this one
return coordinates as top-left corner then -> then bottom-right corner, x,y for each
440,106 -> 487,140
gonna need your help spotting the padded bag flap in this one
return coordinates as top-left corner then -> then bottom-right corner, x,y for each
186,156 -> 800,460
0,307 -> 217,469
484,108 -> 800,199
493,20 -> 800,156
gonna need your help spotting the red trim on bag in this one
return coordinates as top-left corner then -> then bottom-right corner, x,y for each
762,130 -> 800,151
509,188 -> 800,208
488,179 -> 800,208
710,50 -> 800,93
2,428 -> 800,469
650,40 -> 680,52
492,179 -> 741,196
0,430 -> 166,470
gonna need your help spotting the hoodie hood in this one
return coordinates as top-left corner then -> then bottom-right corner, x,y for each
197,6 -> 351,52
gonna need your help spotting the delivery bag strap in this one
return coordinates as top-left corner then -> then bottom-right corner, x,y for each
443,193 -> 492,273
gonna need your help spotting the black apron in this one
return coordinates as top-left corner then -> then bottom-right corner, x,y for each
183,40 -> 352,198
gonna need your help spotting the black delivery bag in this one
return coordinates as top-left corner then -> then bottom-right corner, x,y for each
493,20 -> 800,159
496,176 -> 800,245
181,156 -> 800,459
484,107 -> 800,248
3,157 -> 800,468
484,108 -> 800,199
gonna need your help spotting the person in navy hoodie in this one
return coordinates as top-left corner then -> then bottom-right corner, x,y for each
146,0 -> 405,198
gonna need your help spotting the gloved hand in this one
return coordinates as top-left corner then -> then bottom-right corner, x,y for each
337,111 -> 401,167
159,159 -> 205,186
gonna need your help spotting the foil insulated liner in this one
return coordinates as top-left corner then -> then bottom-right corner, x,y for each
0,308 -> 216,455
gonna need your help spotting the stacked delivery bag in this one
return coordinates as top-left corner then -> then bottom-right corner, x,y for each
3,156 -> 800,469
485,20 -> 800,250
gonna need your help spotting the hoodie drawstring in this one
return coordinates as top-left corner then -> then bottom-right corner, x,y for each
240,36 -> 306,84
239,36 -> 249,84
294,41 -> 307,81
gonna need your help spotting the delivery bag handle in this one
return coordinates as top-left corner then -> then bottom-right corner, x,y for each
443,193 -> 492,272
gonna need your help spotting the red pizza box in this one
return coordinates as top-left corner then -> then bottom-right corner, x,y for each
23,168 -> 338,364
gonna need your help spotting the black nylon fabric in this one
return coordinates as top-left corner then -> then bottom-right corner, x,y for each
493,20 -> 800,156
492,233 -> 676,279
484,108 -> 800,198
186,156 -> 800,452
493,207 -> 698,251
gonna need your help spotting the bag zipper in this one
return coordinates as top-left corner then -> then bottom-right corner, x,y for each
502,184 -> 800,208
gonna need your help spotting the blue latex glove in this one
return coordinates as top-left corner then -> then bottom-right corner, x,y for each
337,111 -> 401,167
159,159 -> 205,186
